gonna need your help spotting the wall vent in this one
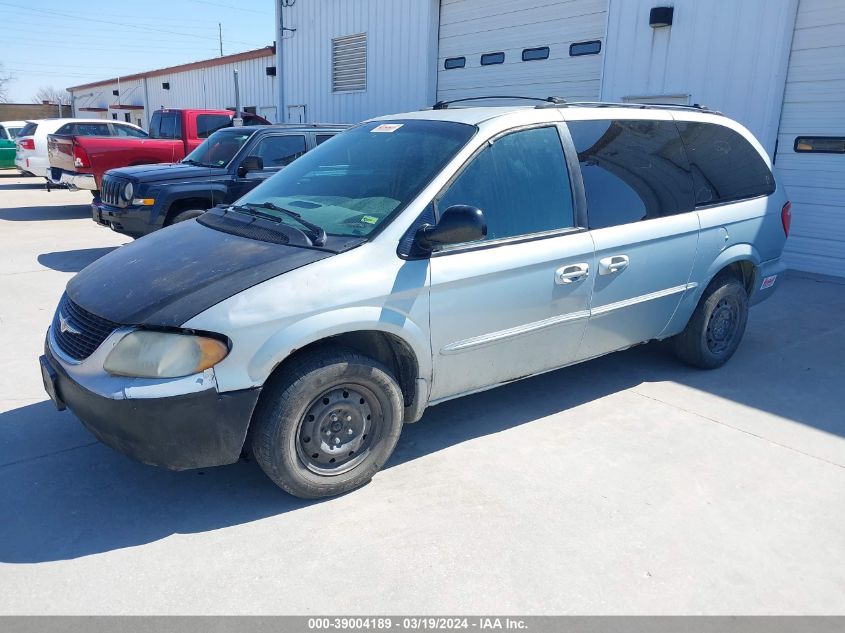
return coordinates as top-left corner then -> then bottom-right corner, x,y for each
332,33 -> 367,92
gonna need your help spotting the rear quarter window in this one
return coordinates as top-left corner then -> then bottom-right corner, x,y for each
568,119 -> 695,229
675,121 -> 775,206
114,124 -> 148,138
75,123 -> 112,136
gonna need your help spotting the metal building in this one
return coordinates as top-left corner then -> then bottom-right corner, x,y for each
67,46 -> 279,130
274,0 -> 844,277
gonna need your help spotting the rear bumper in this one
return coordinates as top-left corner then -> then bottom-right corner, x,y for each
749,257 -> 787,306
92,198 -> 156,238
41,343 -> 261,471
48,168 -> 96,190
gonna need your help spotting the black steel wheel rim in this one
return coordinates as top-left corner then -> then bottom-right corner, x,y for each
295,384 -> 381,475
706,296 -> 739,355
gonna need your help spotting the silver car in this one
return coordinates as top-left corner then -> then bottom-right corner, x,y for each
39,102 -> 790,498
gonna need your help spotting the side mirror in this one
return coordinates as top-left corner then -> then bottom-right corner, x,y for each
414,205 -> 487,252
237,155 -> 263,177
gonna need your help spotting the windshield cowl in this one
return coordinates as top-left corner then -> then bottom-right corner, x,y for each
198,206 -> 366,253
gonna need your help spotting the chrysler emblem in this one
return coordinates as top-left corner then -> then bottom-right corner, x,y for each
58,312 -> 81,336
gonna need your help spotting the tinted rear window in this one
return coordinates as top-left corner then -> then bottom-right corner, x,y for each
568,119 -> 694,229
19,122 -> 37,137
675,121 -> 775,206
197,114 -> 232,138
149,111 -> 182,139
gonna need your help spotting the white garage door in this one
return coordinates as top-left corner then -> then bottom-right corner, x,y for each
437,0 -> 608,103
775,0 -> 845,277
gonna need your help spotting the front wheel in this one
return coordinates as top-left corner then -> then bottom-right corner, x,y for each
251,348 -> 404,498
673,273 -> 749,369
168,208 -> 205,225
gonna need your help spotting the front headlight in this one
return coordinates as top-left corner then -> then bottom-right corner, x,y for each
121,181 -> 134,201
104,330 -> 229,378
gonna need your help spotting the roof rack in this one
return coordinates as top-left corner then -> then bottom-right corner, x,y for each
430,95 -> 566,110
267,122 -> 350,128
426,96 -> 723,116
536,100 -> 723,115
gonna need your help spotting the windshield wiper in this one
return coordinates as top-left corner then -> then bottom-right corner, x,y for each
244,202 -> 327,246
231,202 -> 327,247
182,158 -> 215,167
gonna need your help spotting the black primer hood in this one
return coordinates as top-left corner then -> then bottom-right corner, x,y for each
108,162 -> 225,184
66,220 -> 333,327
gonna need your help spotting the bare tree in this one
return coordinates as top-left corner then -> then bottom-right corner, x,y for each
0,64 -> 13,103
32,86 -> 71,105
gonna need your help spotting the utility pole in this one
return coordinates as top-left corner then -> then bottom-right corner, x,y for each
219,23 -> 223,57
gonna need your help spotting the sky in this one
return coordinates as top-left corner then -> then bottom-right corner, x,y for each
0,0 -> 275,103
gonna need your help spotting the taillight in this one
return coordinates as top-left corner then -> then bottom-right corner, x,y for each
73,143 -> 90,168
781,201 -> 792,237
19,138 -> 34,151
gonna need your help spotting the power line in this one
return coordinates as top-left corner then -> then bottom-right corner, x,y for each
184,0 -> 268,15
0,1 -> 261,46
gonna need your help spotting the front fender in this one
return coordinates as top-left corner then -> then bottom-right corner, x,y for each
246,306 -> 432,387
152,184 -> 227,225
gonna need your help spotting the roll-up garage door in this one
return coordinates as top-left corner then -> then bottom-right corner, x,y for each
775,0 -> 845,277
437,0 -> 608,103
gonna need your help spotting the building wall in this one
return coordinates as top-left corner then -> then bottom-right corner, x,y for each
145,54 -> 278,123
0,103 -> 72,121
277,0 -> 439,124
71,77 -> 146,126
70,52 -> 277,130
437,0 -> 608,103
600,0 -> 798,156
774,0 -> 845,277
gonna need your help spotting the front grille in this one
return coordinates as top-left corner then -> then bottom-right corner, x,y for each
101,174 -> 127,207
51,293 -> 120,361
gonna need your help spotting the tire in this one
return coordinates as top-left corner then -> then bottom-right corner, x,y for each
673,273 -> 749,369
251,347 -> 404,499
168,208 -> 205,225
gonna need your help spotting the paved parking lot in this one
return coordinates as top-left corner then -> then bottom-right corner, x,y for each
1,172 -> 844,615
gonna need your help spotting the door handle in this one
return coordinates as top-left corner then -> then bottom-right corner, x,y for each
555,263 -> 590,285
599,255 -> 629,275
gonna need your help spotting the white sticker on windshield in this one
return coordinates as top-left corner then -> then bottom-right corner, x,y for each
371,123 -> 403,133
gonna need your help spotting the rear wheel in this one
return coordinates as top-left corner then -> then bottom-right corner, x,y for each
673,273 -> 749,369
251,348 -> 404,498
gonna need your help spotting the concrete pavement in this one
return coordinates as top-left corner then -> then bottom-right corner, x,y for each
1,173 -> 844,614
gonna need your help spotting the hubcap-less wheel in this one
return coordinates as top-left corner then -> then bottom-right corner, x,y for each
295,385 -> 379,475
706,297 -> 739,355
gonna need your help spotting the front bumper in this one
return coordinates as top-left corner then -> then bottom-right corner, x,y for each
92,198 -> 155,238
48,168 -> 96,191
41,342 -> 261,471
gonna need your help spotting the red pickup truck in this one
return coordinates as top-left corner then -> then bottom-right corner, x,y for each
47,109 -> 269,193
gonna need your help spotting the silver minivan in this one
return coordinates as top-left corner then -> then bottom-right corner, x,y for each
39,102 -> 790,498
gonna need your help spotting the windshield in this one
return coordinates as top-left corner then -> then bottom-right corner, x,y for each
234,119 -> 476,238
8,127 -> 23,139
182,129 -> 253,167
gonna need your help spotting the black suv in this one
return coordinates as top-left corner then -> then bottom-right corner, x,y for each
92,124 -> 348,238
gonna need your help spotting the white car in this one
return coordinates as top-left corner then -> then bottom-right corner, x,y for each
0,120 -> 26,140
14,118 -> 144,180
